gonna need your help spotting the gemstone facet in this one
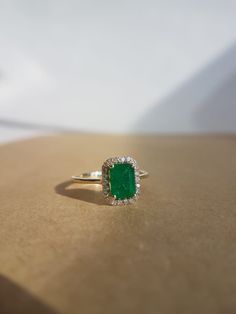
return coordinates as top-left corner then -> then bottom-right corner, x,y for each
109,163 -> 136,200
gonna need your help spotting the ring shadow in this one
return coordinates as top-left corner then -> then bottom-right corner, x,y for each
54,180 -> 106,206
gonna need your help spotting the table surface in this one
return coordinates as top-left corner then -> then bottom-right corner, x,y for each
0,134 -> 236,314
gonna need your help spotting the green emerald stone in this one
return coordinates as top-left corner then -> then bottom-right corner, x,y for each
109,163 -> 136,200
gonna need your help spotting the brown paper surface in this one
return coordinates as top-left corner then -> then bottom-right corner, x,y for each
0,134 -> 236,314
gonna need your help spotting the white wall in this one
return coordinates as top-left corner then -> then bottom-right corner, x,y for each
0,0 -> 236,142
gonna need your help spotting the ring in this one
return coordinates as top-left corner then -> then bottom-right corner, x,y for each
72,156 -> 148,205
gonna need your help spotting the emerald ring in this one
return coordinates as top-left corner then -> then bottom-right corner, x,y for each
72,156 -> 148,205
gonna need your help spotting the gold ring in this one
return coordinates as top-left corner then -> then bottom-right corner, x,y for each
72,156 -> 148,205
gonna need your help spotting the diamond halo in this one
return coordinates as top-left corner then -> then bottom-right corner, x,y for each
102,156 -> 140,206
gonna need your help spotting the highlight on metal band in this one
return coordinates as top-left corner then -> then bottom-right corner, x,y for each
72,169 -> 148,183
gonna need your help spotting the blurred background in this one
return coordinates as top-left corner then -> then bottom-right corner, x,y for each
0,0 -> 236,143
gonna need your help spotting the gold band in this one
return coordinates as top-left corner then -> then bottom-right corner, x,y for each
72,169 -> 148,184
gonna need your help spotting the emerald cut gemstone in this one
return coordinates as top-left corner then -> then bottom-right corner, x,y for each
109,163 -> 136,200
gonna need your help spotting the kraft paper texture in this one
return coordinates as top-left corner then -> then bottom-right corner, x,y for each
0,134 -> 236,314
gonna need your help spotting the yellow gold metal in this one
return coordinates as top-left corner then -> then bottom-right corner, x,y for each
72,169 -> 148,184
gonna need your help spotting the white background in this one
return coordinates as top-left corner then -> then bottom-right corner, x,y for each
0,0 -> 236,143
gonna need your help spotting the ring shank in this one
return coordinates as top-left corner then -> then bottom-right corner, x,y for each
72,169 -> 148,183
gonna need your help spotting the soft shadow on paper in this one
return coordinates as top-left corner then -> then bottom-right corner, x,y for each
55,180 -> 105,205
0,275 -> 58,314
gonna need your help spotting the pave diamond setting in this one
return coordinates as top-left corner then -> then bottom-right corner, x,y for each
102,156 -> 140,205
